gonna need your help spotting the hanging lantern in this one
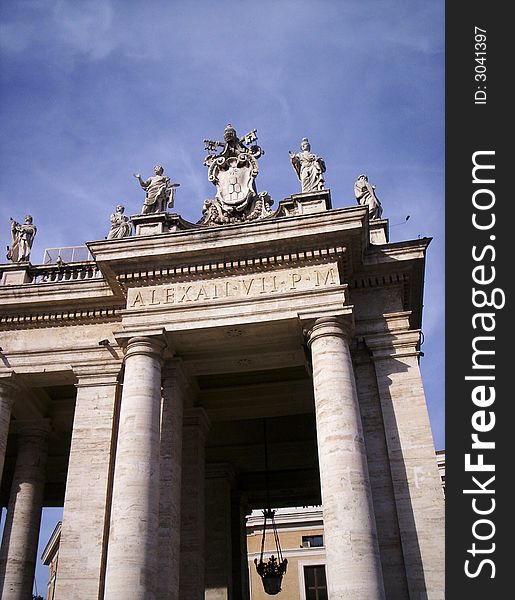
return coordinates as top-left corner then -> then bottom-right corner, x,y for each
254,508 -> 288,595
254,419 -> 288,595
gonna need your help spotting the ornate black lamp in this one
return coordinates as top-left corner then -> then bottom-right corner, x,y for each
254,419 -> 288,595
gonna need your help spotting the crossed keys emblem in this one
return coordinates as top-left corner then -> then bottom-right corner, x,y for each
203,128 -> 258,153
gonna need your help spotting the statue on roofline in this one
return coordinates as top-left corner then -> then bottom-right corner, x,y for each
289,138 -> 326,193
7,215 -> 37,262
354,174 -> 383,220
199,123 -> 273,226
107,204 -> 132,239
133,165 -> 180,214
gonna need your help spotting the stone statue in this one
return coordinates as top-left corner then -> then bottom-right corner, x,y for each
133,165 -> 180,214
199,124 -> 273,226
354,174 -> 383,220
107,204 -> 132,239
7,215 -> 37,262
289,138 -> 326,193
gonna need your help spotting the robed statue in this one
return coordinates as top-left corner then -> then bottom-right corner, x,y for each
354,174 -> 383,220
289,138 -> 326,193
7,215 -> 37,262
133,165 -> 180,214
107,204 -> 132,239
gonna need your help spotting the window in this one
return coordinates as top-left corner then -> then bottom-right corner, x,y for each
304,565 -> 328,600
301,535 -> 324,548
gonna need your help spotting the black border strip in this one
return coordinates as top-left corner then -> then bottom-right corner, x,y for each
446,2 -> 509,596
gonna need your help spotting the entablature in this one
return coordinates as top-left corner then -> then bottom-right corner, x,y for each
87,206 -> 368,287
0,205 -> 430,333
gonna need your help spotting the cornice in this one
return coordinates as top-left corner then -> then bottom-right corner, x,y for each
364,328 -> 422,360
87,207 -> 367,285
0,344 -> 124,374
88,205 -> 368,258
117,245 -> 347,288
73,363 -> 123,386
363,237 -> 432,266
0,306 -> 123,329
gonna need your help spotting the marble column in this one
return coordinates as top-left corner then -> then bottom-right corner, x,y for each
54,366 -> 120,600
367,324 -> 445,599
157,362 -> 187,600
179,408 -> 210,600
307,317 -> 385,600
205,463 -> 234,600
104,336 -> 165,600
353,352 -> 409,599
0,378 -> 18,482
0,420 -> 51,600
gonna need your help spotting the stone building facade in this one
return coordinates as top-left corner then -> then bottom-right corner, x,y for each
248,457 -> 445,600
41,520 -> 61,600
0,183 -> 444,599
38,458 -> 446,599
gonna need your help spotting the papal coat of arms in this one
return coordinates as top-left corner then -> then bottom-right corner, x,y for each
198,124 -> 273,225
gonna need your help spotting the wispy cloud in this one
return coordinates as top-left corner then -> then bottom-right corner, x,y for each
52,0 -> 115,59
1,2 -> 445,590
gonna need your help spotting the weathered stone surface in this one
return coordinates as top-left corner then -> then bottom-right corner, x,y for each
134,165 -> 179,214
289,138 -> 326,193
307,317 -> 385,599
366,315 -> 445,600
157,362 -> 187,600
0,421 -> 50,600
0,265 -> 32,286
354,350 -> 410,599
107,204 -> 132,239
355,174 -> 383,220
127,263 -> 340,310
53,367 -> 120,600
104,335 -> 165,600
205,464 -> 234,600
275,189 -> 332,218
199,124 -> 273,225
231,495 -> 251,600
0,200 -> 441,600
369,219 -> 389,244
179,408 -> 210,600
0,377 -> 18,481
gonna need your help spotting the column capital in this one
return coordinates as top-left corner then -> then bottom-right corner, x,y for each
114,327 -> 167,348
306,316 -> 354,348
124,335 -> 167,363
72,363 -> 122,387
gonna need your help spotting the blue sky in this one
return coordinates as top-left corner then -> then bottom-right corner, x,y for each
1,0 -> 444,594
